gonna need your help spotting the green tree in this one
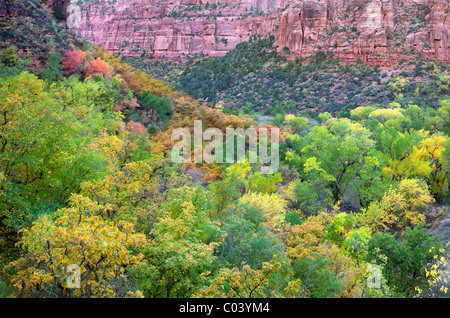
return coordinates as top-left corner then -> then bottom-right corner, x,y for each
139,91 -> 172,123
0,73 -> 109,230
130,186 -> 222,298
291,180 -> 320,216
289,116 -> 310,135
291,256 -> 343,298
39,53 -> 62,83
302,120 -> 375,203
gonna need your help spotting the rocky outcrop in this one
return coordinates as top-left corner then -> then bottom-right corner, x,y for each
67,0 -> 450,65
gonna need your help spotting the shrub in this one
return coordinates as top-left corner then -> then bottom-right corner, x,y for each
86,58 -> 111,79
0,46 -> 19,66
126,120 -> 146,135
62,50 -> 85,75
139,91 -> 172,122
40,53 -> 62,82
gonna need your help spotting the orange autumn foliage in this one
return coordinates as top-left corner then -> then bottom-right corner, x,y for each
86,58 -> 111,79
256,125 -> 286,143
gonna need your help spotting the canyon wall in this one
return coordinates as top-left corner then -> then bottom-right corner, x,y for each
66,0 -> 450,65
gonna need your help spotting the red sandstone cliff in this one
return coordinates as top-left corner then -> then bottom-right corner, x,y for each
66,0 -> 450,65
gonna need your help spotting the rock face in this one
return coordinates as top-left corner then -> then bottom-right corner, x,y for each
68,0 -> 450,65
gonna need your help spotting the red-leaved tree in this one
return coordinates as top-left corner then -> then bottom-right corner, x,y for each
126,120 -> 146,135
116,99 -> 140,112
62,51 -> 84,75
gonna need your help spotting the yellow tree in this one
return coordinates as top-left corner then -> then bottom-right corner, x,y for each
369,108 -> 403,122
417,247 -> 449,297
194,260 -> 300,298
350,106 -> 374,122
318,242 -> 365,298
286,212 -> 372,298
356,200 -> 398,232
379,128 -> 432,181
382,178 -> 435,227
284,213 -> 329,260
418,134 -> 448,202
79,158 -> 165,223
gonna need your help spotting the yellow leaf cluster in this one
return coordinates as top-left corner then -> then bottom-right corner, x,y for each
240,192 -> 287,233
